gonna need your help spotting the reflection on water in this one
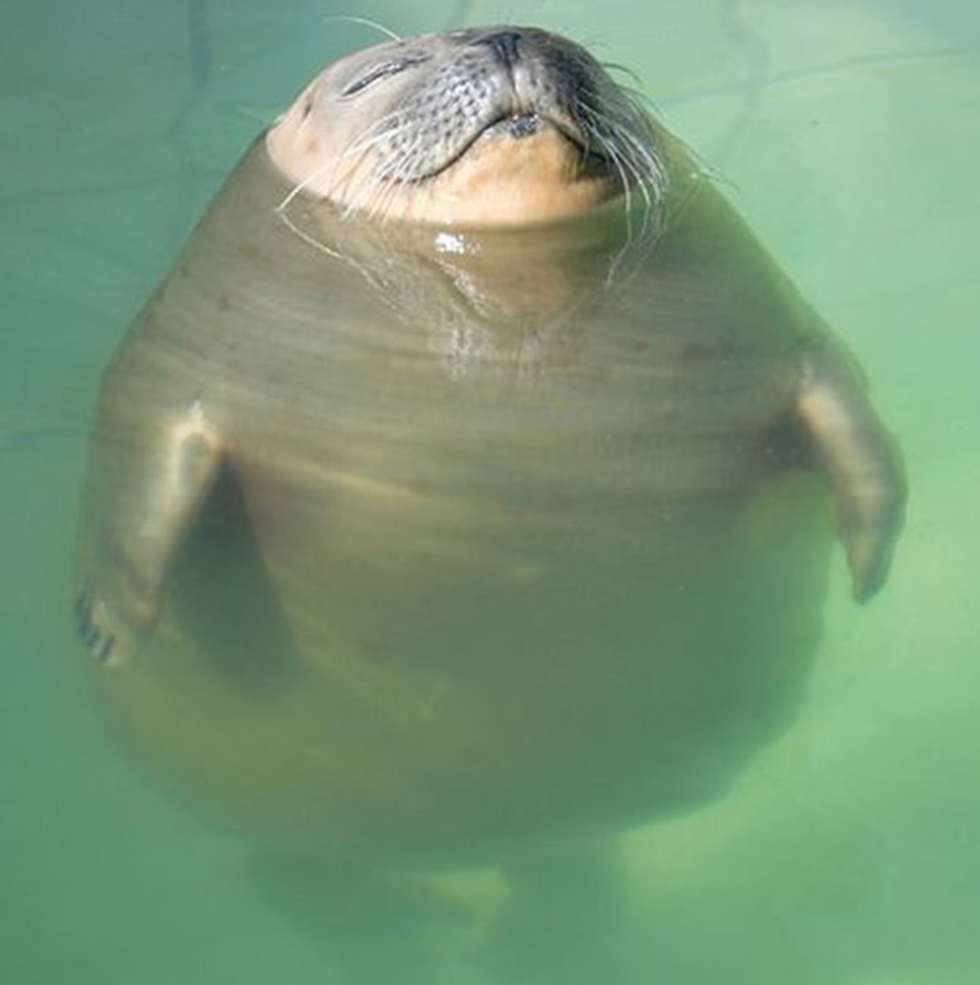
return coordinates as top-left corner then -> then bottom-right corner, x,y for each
1,2 -> 977,985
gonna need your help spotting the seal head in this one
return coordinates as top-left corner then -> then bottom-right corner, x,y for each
266,26 -> 668,226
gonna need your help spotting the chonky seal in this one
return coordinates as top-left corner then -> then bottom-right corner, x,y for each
73,25 -> 906,983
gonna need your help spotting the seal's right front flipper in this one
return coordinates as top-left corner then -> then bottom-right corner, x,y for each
75,399 -> 221,666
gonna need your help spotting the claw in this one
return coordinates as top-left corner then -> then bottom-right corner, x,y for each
75,591 -> 94,640
85,623 -> 102,653
72,589 -> 130,666
96,633 -> 115,663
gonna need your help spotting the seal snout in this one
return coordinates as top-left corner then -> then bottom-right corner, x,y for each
376,25 -> 624,180
467,28 -> 540,133
460,27 -> 592,146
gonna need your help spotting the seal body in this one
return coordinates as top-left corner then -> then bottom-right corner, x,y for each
75,28 -> 905,864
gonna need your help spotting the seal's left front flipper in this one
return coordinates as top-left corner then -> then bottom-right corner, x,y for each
797,336 -> 907,602
75,399 -> 221,666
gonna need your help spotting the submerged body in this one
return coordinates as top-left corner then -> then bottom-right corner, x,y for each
81,142 -> 842,853
74,25 -> 905,982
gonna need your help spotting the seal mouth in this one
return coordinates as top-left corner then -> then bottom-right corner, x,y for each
411,111 -> 607,185
498,112 -> 542,139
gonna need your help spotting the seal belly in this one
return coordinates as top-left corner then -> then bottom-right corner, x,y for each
89,238 -> 834,855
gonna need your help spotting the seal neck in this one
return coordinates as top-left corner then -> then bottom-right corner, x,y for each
267,135 -> 654,330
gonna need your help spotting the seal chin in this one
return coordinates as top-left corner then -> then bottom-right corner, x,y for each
408,119 -> 621,227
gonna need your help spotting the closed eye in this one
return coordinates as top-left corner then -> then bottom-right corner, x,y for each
341,56 -> 430,97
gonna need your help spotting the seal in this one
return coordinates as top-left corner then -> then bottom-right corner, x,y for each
73,26 -> 906,984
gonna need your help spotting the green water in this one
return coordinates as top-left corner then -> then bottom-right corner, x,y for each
2,1 -> 977,983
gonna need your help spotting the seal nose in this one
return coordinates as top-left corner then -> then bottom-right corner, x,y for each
473,29 -> 523,70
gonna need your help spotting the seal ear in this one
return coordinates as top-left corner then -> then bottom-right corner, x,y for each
74,399 -> 221,666
796,336 -> 907,602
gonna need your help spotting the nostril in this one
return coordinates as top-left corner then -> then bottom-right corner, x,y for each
475,29 -> 523,69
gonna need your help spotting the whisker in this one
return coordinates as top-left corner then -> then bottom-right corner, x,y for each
341,113 -> 406,162
588,124 -> 636,242
580,102 -> 647,190
275,208 -> 346,259
579,92 -> 669,220
601,61 -> 645,90
276,159 -> 337,213
320,15 -> 402,44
